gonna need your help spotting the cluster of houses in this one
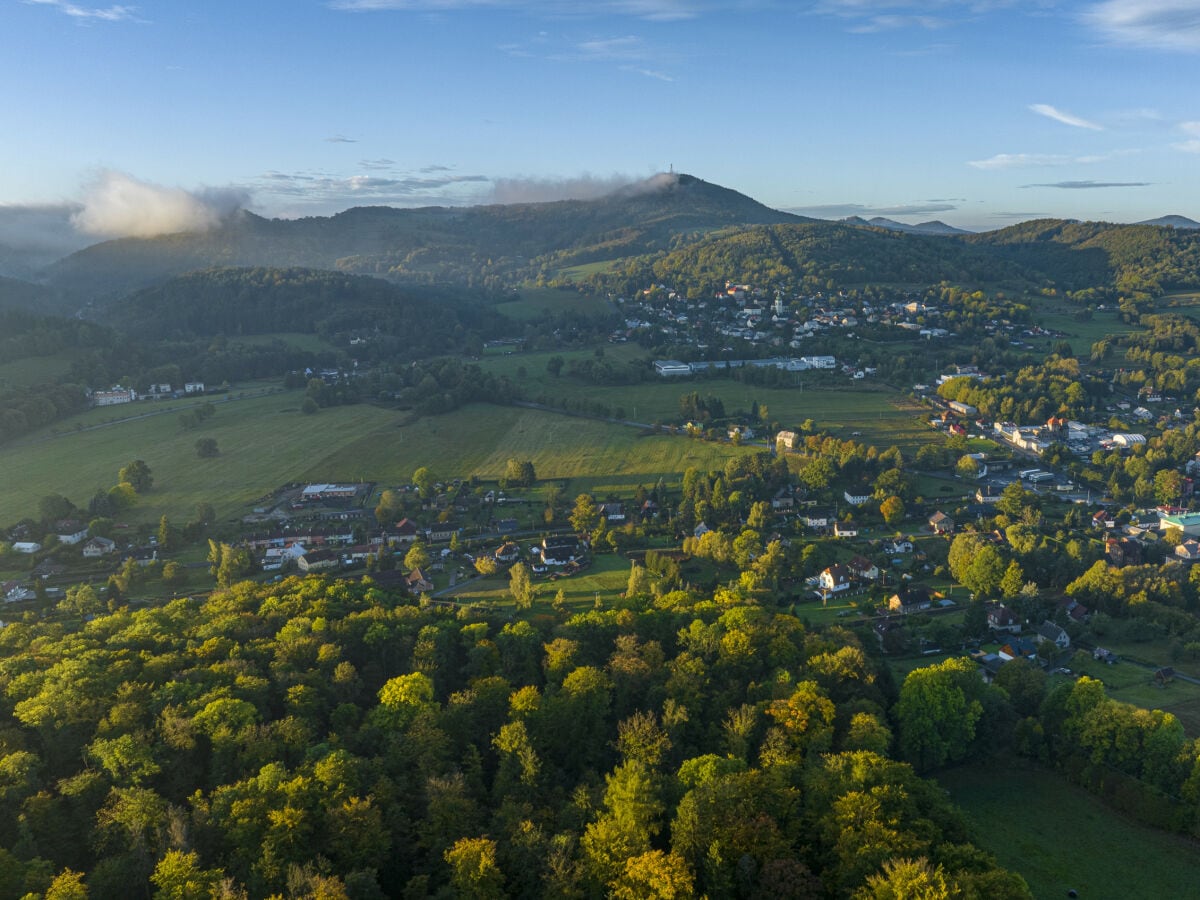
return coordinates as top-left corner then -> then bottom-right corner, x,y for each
89,382 -> 205,407
615,280 -> 979,358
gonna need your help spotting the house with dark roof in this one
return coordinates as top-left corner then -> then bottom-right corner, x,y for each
818,564 -> 852,595
998,636 -> 1039,662
928,511 -> 955,534
1035,620 -> 1070,650
298,548 -> 340,573
887,586 -> 932,615
542,536 -> 583,566
986,602 -> 1021,634
834,520 -> 859,539
55,520 -> 89,545
848,555 -> 879,581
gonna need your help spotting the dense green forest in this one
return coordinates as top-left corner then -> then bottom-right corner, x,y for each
103,268 -> 504,349
0,575 -> 1036,898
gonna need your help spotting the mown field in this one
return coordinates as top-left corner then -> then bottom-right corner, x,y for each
479,349 -> 934,452
0,395 -> 761,528
939,759 -> 1200,899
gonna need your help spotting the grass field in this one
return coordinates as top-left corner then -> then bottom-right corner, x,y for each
226,332 -> 334,352
1037,306 -> 1139,357
0,352 -> 76,388
0,395 -> 760,528
446,553 -> 632,610
480,349 -> 934,452
494,288 -> 615,322
939,759 -> 1200,899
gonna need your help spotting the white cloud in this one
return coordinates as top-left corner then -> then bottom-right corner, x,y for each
329,0 -> 707,21
1021,180 -> 1150,188
254,169 -> 490,211
71,171 -> 248,238
1030,103 -> 1103,131
968,153 -> 1073,169
1173,121 -> 1200,152
785,201 -> 959,217
489,172 -> 665,203
848,14 -> 947,32
1084,0 -> 1200,51
25,0 -> 138,21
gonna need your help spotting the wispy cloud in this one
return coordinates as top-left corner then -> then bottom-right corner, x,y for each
848,14 -> 947,32
1173,121 -> 1200,153
254,169 -> 490,212
576,35 -> 648,60
966,150 -> 1136,169
329,0 -> 708,21
489,172 -> 667,204
1021,180 -> 1150,189
324,135 -> 358,143
784,201 -> 959,218
1084,0 -> 1200,51
25,0 -> 138,21
621,65 -> 675,81
1030,103 -> 1103,131
969,153 -> 1074,170
359,158 -> 398,170
507,30 -> 678,79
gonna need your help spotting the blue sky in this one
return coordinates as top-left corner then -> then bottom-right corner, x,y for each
2,0 -> 1198,235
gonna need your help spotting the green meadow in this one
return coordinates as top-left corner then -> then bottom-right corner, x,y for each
0,395 -> 759,527
0,352 -> 76,388
940,759 -> 1200,900
493,287 -> 614,322
480,348 -> 933,451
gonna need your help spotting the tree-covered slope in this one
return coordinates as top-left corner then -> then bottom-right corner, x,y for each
101,266 -> 505,345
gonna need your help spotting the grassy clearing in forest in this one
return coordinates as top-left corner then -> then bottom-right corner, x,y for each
939,759 -> 1200,900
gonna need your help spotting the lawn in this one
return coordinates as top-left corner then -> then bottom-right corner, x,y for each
939,758 -> 1200,900
445,552 -> 632,612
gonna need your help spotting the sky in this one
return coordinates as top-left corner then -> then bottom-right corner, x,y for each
1,0 -> 1198,242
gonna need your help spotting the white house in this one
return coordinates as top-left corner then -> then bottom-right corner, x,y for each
818,564 -> 852,594
55,521 -> 89,545
843,490 -> 871,506
1036,621 -> 1071,650
834,520 -> 859,539
82,536 -> 116,558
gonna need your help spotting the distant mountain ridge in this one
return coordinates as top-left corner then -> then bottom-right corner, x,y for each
45,173 -> 813,301
1137,215 -> 1200,229
839,216 -> 972,236
25,173 -> 1200,308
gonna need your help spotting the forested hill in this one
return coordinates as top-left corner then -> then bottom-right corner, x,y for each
966,219 -> 1200,296
102,267 -> 505,346
45,174 -> 812,300
0,275 -> 64,313
585,223 -> 1029,296
584,218 -> 1200,299
38,176 -> 1200,304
